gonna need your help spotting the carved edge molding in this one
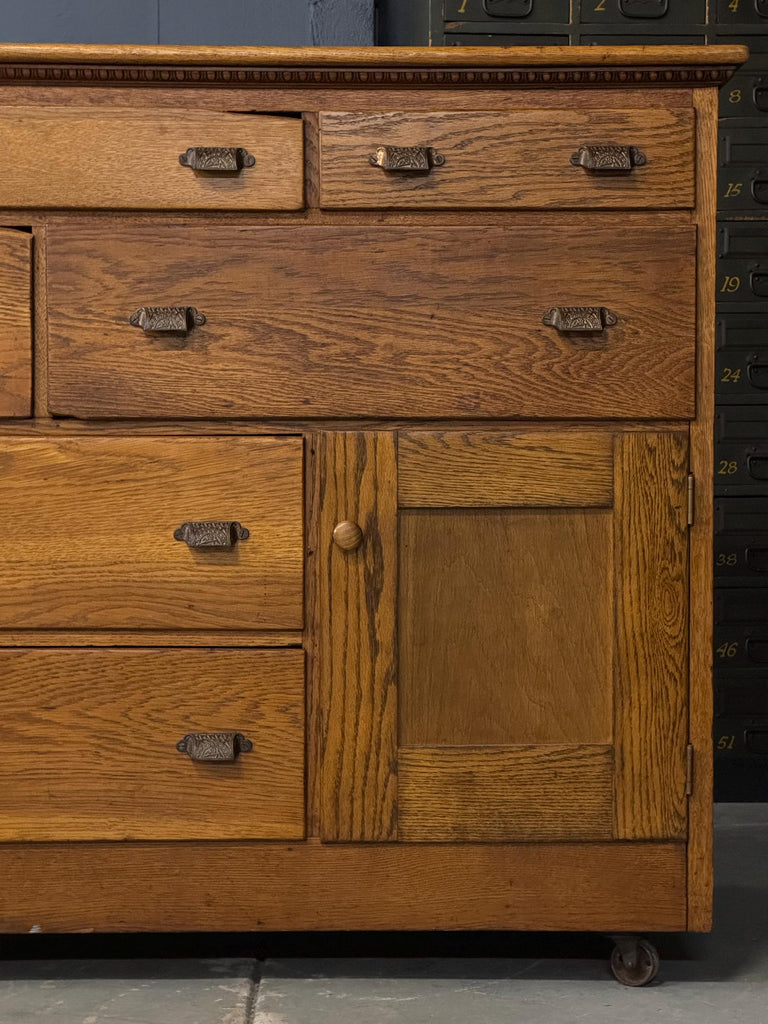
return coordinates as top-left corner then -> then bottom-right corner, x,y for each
0,62 -> 740,88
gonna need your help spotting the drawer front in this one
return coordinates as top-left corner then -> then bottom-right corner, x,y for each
0,436 -> 303,629
47,223 -> 696,420
0,648 -> 304,841
319,108 -> 694,209
716,315 -> 768,402
0,227 -> 31,416
0,108 -> 303,210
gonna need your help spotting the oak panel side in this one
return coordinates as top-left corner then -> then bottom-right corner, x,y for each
318,432 -> 398,841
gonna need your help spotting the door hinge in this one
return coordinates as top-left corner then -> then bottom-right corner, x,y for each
687,473 -> 695,527
685,743 -> 694,797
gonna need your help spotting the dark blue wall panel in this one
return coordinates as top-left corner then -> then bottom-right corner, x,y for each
0,0 -> 373,45
0,0 -> 159,44
159,0 -> 312,46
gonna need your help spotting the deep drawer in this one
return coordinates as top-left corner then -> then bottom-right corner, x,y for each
46,222 -> 696,420
0,436 -> 303,630
0,107 -> 304,210
319,108 -> 694,209
0,648 -> 305,841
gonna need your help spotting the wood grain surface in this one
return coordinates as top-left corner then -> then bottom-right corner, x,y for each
0,227 -> 31,417
398,432 -> 614,507
0,436 -> 303,630
0,108 -> 303,210
614,432 -> 689,841
46,222 -> 696,420
0,648 -> 304,840
0,42 -> 745,68
0,839 -> 687,933
400,508 -> 613,747
320,109 -> 694,209
399,746 -> 614,842
317,432 -> 398,841
688,87 -> 718,931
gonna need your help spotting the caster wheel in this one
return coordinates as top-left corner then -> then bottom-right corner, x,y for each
609,937 -> 660,987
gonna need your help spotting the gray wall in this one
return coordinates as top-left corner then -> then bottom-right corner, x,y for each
0,0 -> 374,45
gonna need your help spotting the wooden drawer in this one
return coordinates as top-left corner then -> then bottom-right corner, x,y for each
0,227 -> 31,416
319,108 -> 695,209
47,222 -> 696,420
0,108 -> 303,209
0,436 -> 303,630
0,648 -> 305,840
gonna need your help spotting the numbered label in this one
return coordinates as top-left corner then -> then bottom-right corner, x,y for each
717,734 -> 737,750
718,460 -> 739,475
716,554 -> 739,568
720,276 -> 741,293
720,367 -> 742,383
716,640 -> 739,657
723,182 -> 743,198
729,89 -> 742,104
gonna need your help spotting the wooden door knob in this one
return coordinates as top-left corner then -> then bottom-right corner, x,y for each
333,521 -> 364,551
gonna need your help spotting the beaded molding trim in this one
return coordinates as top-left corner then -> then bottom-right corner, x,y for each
0,63 -> 739,88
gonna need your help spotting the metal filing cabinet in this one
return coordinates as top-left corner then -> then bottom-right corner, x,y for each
421,0 -> 768,801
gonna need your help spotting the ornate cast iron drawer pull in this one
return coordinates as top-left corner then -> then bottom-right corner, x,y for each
542,307 -> 619,332
570,145 -> 647,173
178,147 -> 256,172
174,521 -> 250,549
370,145 -> 445,172
176,732 -> 253,762
129,306 -> 206,333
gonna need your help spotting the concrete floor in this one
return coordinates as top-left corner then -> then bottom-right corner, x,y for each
0,803 -> 765,1024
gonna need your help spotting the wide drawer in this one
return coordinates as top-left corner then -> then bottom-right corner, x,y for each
319,109 -> 695,209
0,436 -> 303,629
0,107 -> 303,209
0,648 -> 305,840
47,222 -> 696,420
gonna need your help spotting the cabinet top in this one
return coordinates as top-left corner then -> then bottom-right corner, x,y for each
0,43 -> 747,89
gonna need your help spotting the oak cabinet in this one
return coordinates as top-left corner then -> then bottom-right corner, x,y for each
318,430 -> 690,845
0,43 -> 748,979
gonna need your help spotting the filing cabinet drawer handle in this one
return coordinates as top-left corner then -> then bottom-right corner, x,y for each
619,0 -> 668,17
176,732 -> 253,763
369,145 -> 445,172
745,547 -> 768,573
747,456 -> 768,482
129,306 -> 206,333
178,147 -> 256,172
757,0 -> 768,17
542,307 -> 618,332
749,271 -> 768,298
746,637 -> 768,664
570,145 -> 647,173
750,177 -> 768,206
174,520 -> 250,549
484,0 -> 533,16
747,363 -> 768,390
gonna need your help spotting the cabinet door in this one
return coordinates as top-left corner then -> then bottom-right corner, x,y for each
318,430 -> 690,842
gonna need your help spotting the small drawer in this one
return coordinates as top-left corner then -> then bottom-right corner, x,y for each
582,0 -> 706,25
719,71 -> 768,120
0,227 -> 31,416
0,648 -> 305,841
47,222 -> 695,420
582,32 -> 707,43
443,0 -> 570,20
714,496 -> 768,580
715,315 -> 768,402
319,108 -> 694,209
0,436 -> 303,629
718,126 -> 768,214
715,0 -> 768,29
716,407 -> 768,494
0,107 -> 303,210
717,222 -> 768,306
715,625 -> 768,674
714,717 -> 768,758
443,31 -> 571,42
